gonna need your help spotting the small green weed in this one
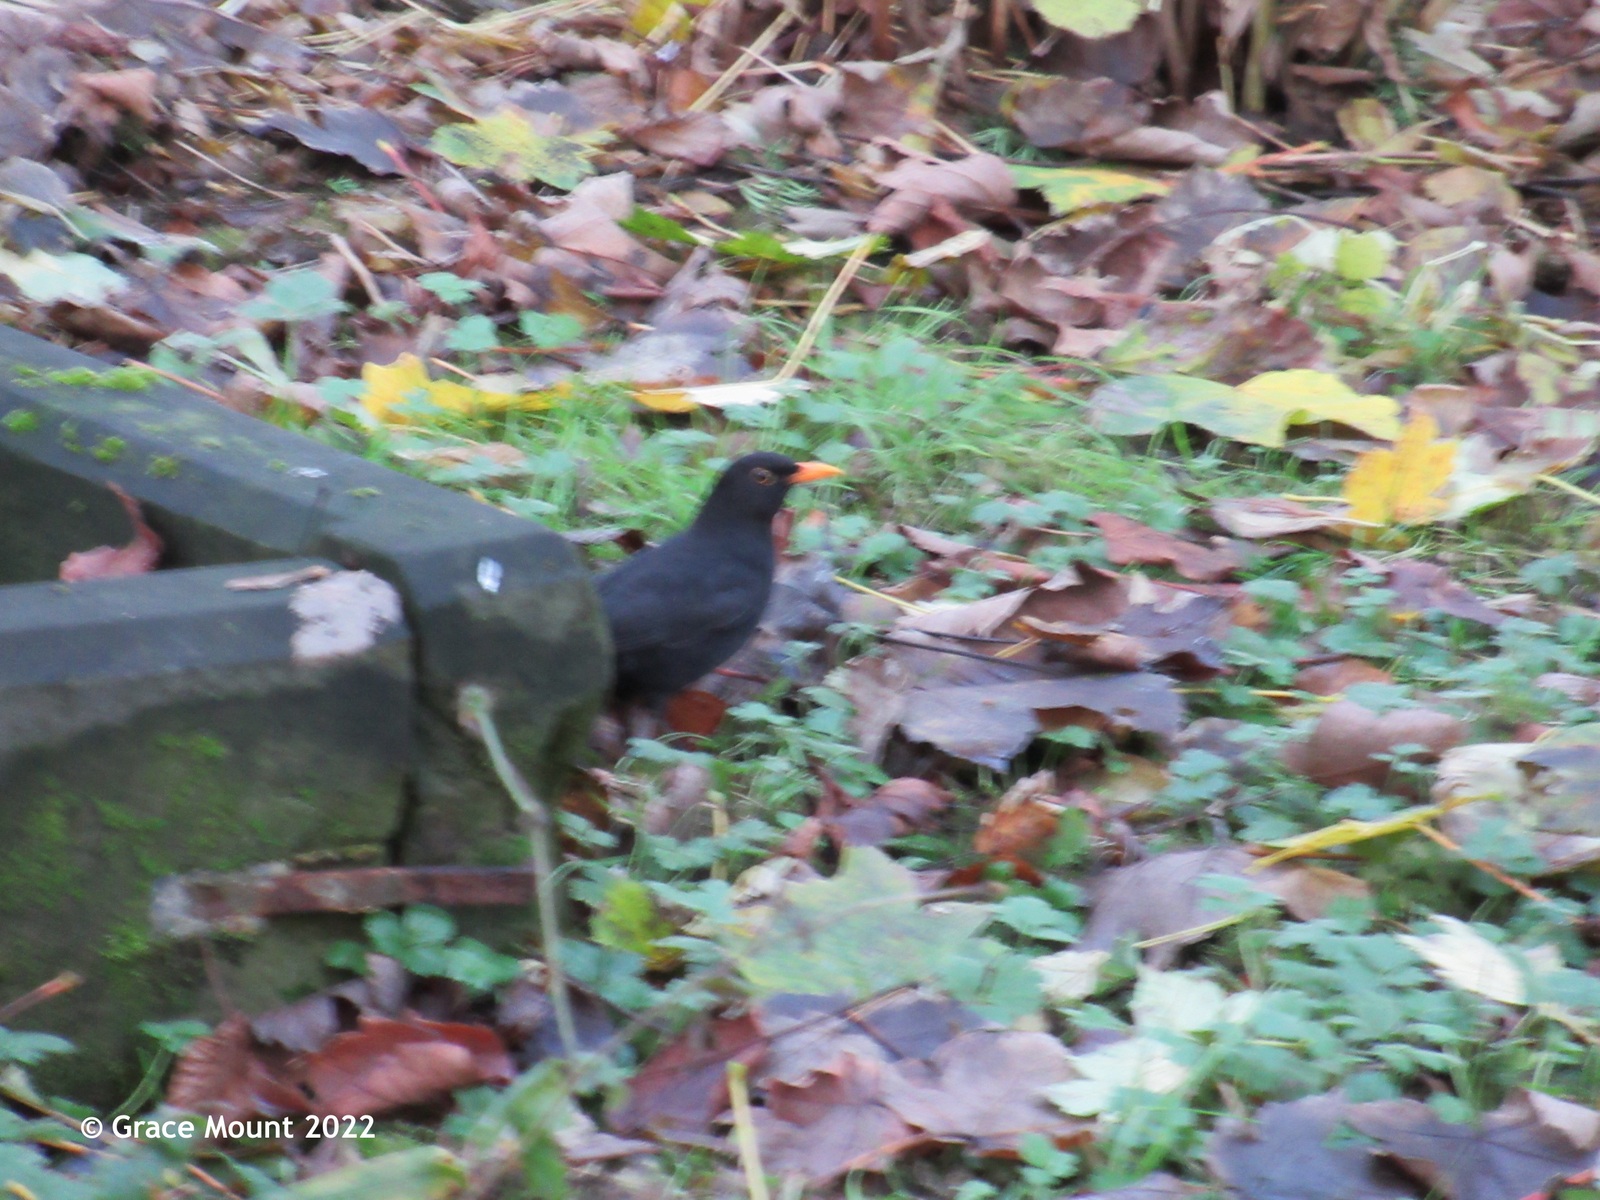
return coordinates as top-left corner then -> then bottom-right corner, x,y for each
327,905 -> 523,994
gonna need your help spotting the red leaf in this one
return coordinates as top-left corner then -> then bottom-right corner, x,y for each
303,1015 -> 513,1117
167,1015 -> 310,1120
60,483 -> 162,581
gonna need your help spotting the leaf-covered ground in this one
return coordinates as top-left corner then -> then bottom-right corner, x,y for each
3,0 -> 1600,1194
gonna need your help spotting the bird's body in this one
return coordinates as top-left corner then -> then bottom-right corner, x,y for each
597,452 -> 842,710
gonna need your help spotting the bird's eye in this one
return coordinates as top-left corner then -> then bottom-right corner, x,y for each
750,467 -> 777,485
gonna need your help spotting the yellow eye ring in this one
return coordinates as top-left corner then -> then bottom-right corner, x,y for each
751,467 -> 777,485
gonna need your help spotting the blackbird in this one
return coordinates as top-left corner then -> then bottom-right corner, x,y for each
598,452 -> 843,710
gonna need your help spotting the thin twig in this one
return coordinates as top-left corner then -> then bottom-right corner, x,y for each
186,1163 -> 243,1198
1413,824 -> 1549,903
347,216 -> 429,264
775,236 -> 876,382
729,39 -> 818,89
933,118 -> 981,157
1538,473 -> 1600,508
927,0 -> 974,112
1135,910 -> 1252,949
0,972 -> 81,1025
833,574 -> 927,613
429,356 -> 474,379
664,195 -> 732,239
173,141 -> 296,200
690,10 -> 796,113
330,232 -> 384,309
379,139 -> 446,214
877,633 -> 1059,672
458,686 -> 580,1059
124,359 -> 230,403
728,1062 -> 771,1200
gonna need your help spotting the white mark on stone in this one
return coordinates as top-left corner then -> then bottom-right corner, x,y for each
476,557 -> 503,594
288,466 -> 329,479
290,570 -> 402,661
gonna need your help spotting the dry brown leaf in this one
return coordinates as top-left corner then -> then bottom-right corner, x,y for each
996,255 -> 1153,355
1081,844 -> 1369,964
640,761 -> 715,837
1281,700 -> 1466,789
1146,169 -> 1271,288
303,1015 -> 513,1117
898,674 -> 1184,770
973,770 -> 1067,876
844,565 -> 1226,768
1019,589 -> 1231,678
1347,1090 -> 1600,1200
59,483 -> 163,581
1255,862 -> 1372,919
868,153 -> 1017,235
612,1012 -> 767,1137
1089,511 -> 1245,582
625,111 -> 729,166
1080,845 -> 1256,967
1209,1092 -> 1418,1200
1129,300 -> 1328,382
898,525 -> 1052,588
254,104 -> 408,175
754,1054 -> 919,1182
538,172 -> 676,286
1294,659 -> 1393,696
825,778 -> 952,849
71,67 -> 160,124
167,1015 -> 309,1120
880,1030 -> 1088,1149
1352,555 -> 1505,626
1209,496 -> 1352,539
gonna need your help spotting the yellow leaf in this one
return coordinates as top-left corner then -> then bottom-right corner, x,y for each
361,355 -> 558,423
1031,0 -> 1144,38
631,0 -> 691,39
428,108 -> 611,191
1090,370 -> 1399,449
1341,412 -> 1457,528
1248,802 -> 1448,870
632,378 -> 807,412
1011,164 -> 1170,216
426,378 -> 496,414
1334,231 -> 1395,283
427,377 -> 553,414
1336,98 -> 1397,151
360,354 -> 430,421
1235,369 -> 1402,443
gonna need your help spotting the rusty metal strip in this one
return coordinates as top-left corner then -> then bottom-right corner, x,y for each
151,863 -> 536,939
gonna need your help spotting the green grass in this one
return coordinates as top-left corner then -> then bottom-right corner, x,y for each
353,328 -> 1336,586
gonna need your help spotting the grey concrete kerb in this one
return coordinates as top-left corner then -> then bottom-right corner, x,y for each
0,323 -> 610,1096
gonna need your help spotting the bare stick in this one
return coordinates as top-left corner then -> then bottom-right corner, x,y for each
728,1062 -> 771,1200
458,685 -> 580,1059
330,232 -> 384,310
0,972 -> 81,1025
690,10 -> 796,113
775,236 -> 876,382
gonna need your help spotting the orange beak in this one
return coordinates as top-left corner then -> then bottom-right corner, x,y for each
789,461 -> 844,484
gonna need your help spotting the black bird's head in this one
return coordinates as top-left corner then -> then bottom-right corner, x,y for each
691,452 -> 843,531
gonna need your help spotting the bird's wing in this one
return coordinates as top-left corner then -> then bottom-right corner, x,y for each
598,553 -> 764,655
